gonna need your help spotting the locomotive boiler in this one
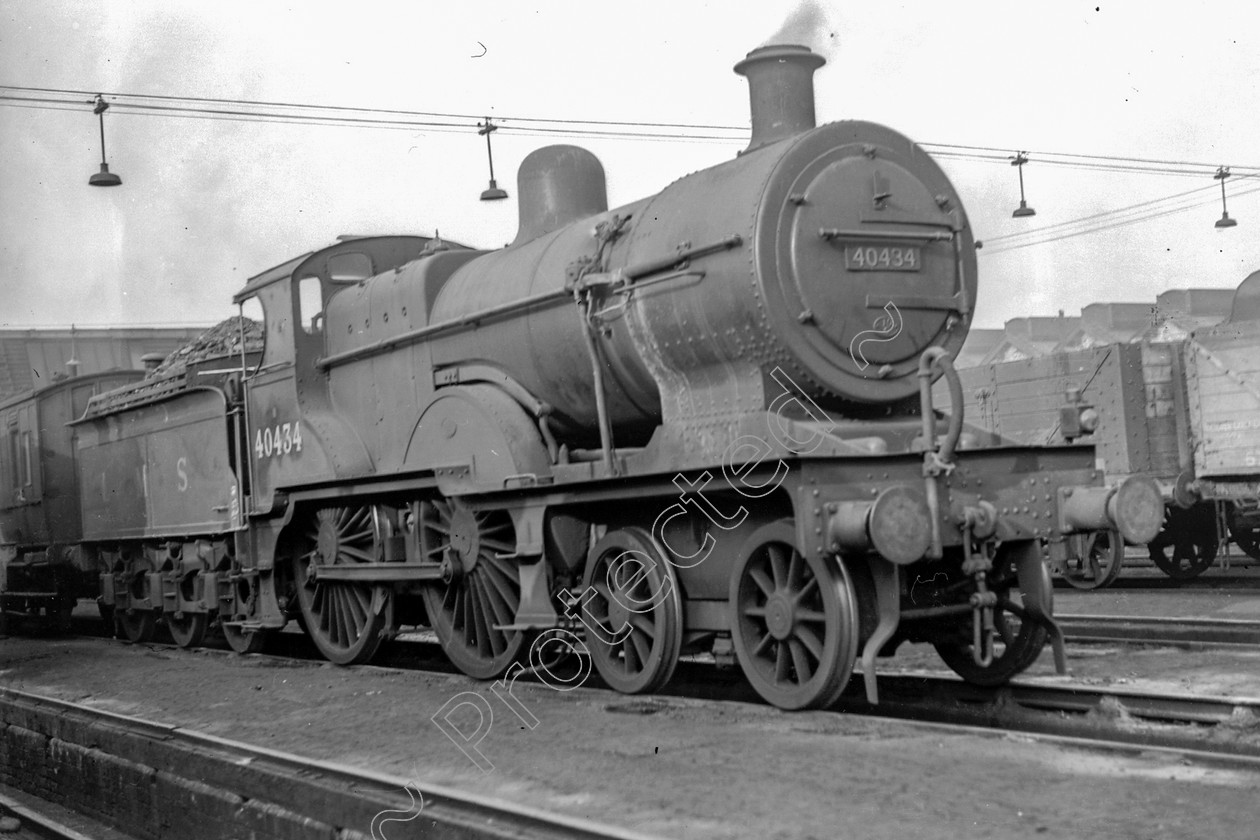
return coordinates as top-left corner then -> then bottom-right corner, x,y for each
73,44 -> 1164,710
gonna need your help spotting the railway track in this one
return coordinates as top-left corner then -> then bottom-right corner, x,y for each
844,672 -> 1260,768
1057,614 -> 1260,647
1057,576 -> 1260,592
5,626 -> 1259,840
0,687 -> 666,840
55,621 -> 1260,771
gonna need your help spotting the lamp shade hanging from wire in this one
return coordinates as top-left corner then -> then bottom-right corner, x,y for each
88,94 -> 121,187
478,117 -> 507,201
1214,166 -> 1237,228
1010,151 -> 1034,218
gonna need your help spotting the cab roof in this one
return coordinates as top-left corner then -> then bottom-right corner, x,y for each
231,235 -> 469,305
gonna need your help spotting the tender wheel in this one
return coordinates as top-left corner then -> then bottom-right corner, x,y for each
1149,504 -> 1217,580
580,528 -> 683,695
729,520 -> 859,711
1226,504 -> 1260,562
222,622 -> 267,654
117,609 -> 157,644
117,554 -> 158,644
295,506 -> 393,665
166,565 -> 209,648
932,558 -> 1048,686
167,612 -> 208,648
1061,530 -> 1124,590
418,499 -> 526,679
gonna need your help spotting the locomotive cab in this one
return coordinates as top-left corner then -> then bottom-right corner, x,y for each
232,236 -> 451,510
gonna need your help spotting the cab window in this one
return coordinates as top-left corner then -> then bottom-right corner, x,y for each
297,276 -> 324,334
328,252 -> 372,283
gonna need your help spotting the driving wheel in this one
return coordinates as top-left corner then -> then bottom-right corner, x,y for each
417,499 -> 527,679
295,505 -> 393,665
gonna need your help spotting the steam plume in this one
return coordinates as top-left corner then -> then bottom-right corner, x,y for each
762,1 -> 838,57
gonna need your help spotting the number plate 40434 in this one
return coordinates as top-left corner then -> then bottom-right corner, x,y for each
256,421 -> 303,460
844,244 -> 921,272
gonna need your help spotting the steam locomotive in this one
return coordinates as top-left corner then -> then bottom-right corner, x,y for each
0,45 -> 1164,710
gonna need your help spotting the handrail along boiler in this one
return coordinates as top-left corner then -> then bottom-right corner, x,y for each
77,45 -> 1164,709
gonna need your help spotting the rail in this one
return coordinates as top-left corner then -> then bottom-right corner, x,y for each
839,671 -> 1260,768
1057,614 -> 1260,647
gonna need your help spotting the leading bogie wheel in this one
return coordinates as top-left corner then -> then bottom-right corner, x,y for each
295,505 -> 393,665
1061,530 -> 1124,590
729,520 -> 860,711
580,527 -> 683,695
932,558 -> 1049,686
417,499 -> 527,679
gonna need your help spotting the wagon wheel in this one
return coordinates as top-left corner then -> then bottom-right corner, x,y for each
295,505 -> 393,665
116,554 -> 158,644
729,520 -> 859,710
1060,530 -> 1124,590
1149,504 -> 1217,581
580,528 -> 683,695
932,559 -> 1048,686
417,499 -> 527,679
1226,504 -> 1260,562
54,599 -> 75,634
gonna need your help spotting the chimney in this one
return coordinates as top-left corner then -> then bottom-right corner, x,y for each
733,44 -> 826,154
511,145 -> 608,246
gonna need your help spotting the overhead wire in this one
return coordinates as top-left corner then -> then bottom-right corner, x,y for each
3,84 -> 1259,251
3,84 -> 1259,175
0,84 -> 748,131
980,181 -> 1260,255
983,183 -> 1222,245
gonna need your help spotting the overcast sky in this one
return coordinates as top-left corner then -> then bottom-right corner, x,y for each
1,0 -> 1258,330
